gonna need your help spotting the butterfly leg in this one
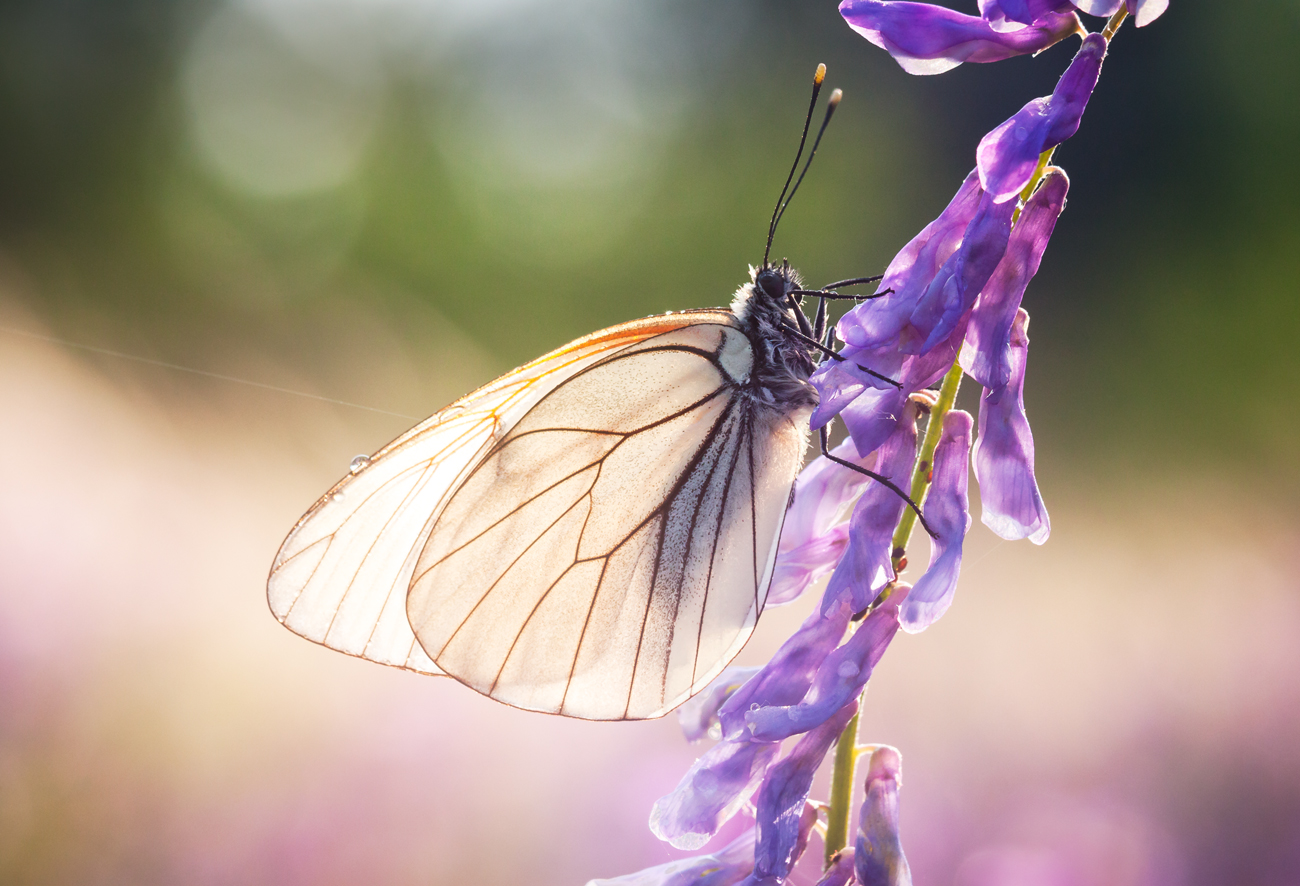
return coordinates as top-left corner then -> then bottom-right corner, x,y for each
818,422 -> 937,539
780,323 -> 903,390
813,294 -> 828,343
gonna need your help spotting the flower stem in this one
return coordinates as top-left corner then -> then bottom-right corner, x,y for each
1101,7 -> 1127,40
822,705 -> 861,866
821,360 -> 963,867
819,142 -> 1068,867
890,360 -> 965,571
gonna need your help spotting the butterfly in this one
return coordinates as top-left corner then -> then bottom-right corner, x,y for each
266,66 -> 920,721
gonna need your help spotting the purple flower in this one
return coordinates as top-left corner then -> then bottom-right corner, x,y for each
588,826 -> 759,886
979,0 -> 1076,31
744,593 -> 903,741
678,666 -> 764,742
905,190 -> 1016,354
823,401 -> 920,615
767,440 -> 881,607
836,170 -> 983,352
717,600 -> 853,741
977,33 -> 1106,203
974,310 -> 1050,544
839,324 -> 962,458
824,170 -> 1017,457
1073,0 -> 1169,27
809,355 -> 905,430
854,747 -> 912,886
840,0 -> 1082,75
739,803 -> 821,886
961,168 -> 1069,389
899,411 -> 972,633
747,704 -> 859,885
815,850 -> 857,886
650,739 -> 780,850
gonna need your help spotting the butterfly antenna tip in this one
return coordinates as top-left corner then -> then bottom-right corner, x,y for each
764,63 -> 829,266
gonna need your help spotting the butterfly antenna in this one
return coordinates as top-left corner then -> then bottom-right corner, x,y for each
764,63 -> 826,267
772,87 -> 841,236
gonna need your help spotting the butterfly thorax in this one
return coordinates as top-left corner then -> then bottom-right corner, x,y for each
729,264 -> 820,411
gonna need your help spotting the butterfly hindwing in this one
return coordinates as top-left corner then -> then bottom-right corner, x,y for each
406,320 -> 810,719
267,312 -> 740,680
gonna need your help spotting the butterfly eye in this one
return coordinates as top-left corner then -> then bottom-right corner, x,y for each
756,269 -> 787,301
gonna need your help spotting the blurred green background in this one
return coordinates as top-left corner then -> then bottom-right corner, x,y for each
2,1 -> 1298,884
4,0 -> 1298,485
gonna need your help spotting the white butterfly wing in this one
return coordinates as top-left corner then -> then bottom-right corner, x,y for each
406,319 -> 811,720
268,310 -> 810,720
267,312 -> 739,676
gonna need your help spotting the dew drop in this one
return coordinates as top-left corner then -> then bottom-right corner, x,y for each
749,703 -> 760,712
838,661 -> 860,679
707,723 -> 722,741
349,454 -> 371,473
1014,125 -> 1029,141
331,492 -> 345,502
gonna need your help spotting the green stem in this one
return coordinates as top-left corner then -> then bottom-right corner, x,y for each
819,142 -> 1065,869
890,361 -> 964,571
1101,7 -> 1127,40
821,361 -> 964,865
822,706 -> 861,866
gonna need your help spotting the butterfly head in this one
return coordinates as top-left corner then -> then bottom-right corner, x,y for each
729,263 -> 819,410
753,262 -> 800,304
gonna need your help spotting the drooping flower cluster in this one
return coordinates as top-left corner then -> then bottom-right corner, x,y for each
592,4 -> 1160,884
840,0 -> 1164,76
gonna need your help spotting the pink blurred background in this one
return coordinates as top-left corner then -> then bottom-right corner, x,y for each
5,289 -> 1300,884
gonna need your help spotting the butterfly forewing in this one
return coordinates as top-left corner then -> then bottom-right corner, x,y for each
268,312 -> 737,677
405,320 -> 810,720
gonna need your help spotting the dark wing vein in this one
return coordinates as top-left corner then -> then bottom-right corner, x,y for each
623,395 -> 740,718
660,408 -> 743,698
282,456 -> 437,622
690,399 -> 749,688
435,488 -> 595,660
416,384 -> 732,580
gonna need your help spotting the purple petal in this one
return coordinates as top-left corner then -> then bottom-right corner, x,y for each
1070,0 -> 1122,14
1071,0 -> 1168,26
815,849 -> 857,886
840,322 -> 964,457
977,33 -> 1106,202
749,703 -> 859,884
767,440 -> 878,607
974,310 -> 1050,544
678,666 -> 764,742
979,0 -> 1077,31
837,170 -> 983,352
961,169 -> 1069,389
854,747 -> 912,886
810,348 -> 905,430
738,804 -> 821,886
718,600 -> 853,740
900,411 -> 972,632
838,386 -> 910,459
649,739 -> 780,849
905,190 -> 1016,354
823,401 -> 920,615
589,826 -> 758,886
744,594 -> 903,741
840,0 -> 1082,75
1129,0 -> 1169,27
